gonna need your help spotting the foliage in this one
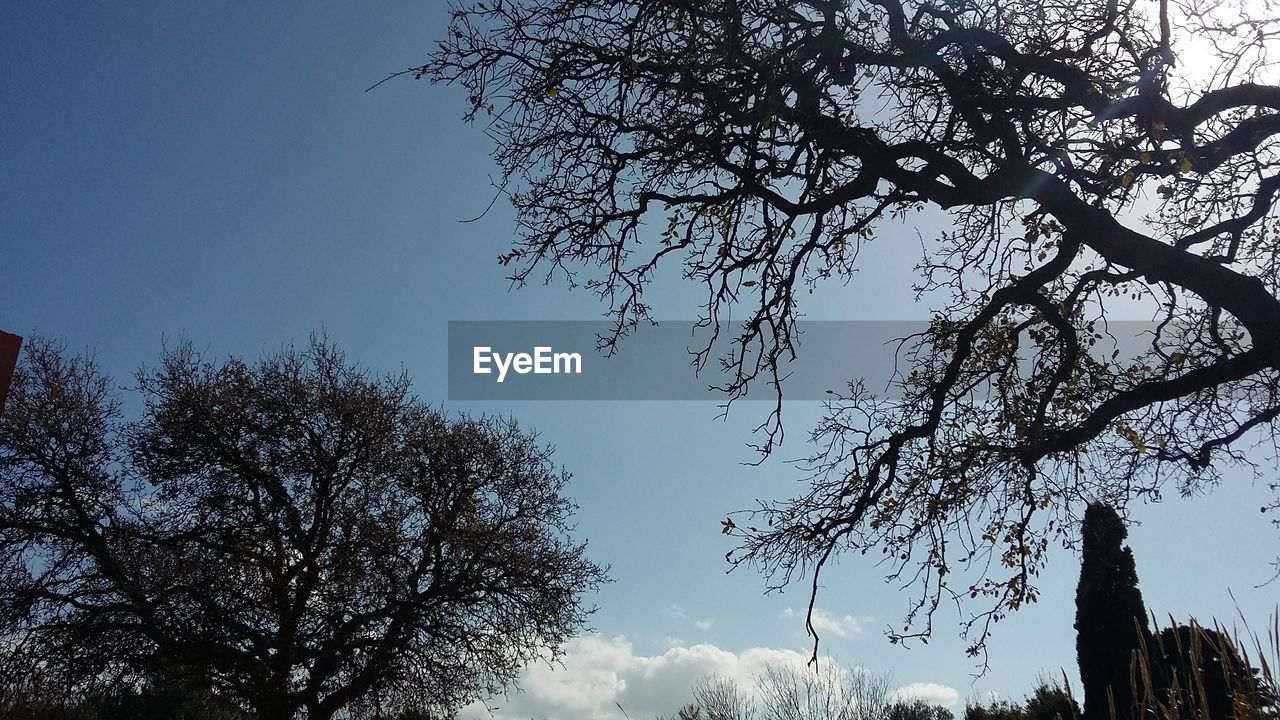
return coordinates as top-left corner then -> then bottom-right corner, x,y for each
965,697 -> 1028,720
1023,680 -> 1080,720
0,335 -> 607,720
965,679 -> 1080,720
888,698 -> 956,720
424,0 -> 1280,655
1075,503 -> 1151,720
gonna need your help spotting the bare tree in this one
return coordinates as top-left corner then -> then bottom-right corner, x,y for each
760,662 -> 895,720
663,662 -> 894,720
422,0 -> 1280,657
0,336 -> 607,720
665,676 -> 757,720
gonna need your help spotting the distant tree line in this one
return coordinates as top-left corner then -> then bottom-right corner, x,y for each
965,680 -> 1080,720
660,661 -> 961,720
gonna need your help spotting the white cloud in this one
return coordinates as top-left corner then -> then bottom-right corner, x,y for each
667,603 -> 715,632
893,682 -> 961,708
456,632 -> 960,720
810,609 -> 863,638
778,607 -> 866,638
457,635 -> 813,720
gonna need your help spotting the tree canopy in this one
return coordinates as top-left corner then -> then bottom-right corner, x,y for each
424,0 -> 1280,656
0,336 -> 606,720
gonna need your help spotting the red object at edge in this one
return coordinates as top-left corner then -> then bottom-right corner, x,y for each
0,331 -> 22,418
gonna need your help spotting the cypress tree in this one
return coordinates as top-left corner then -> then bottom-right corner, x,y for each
1075,502 -> 1152,720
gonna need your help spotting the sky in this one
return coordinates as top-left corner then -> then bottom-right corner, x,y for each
2,3 -> 1278,719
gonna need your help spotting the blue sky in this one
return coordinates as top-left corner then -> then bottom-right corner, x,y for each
2,3 -> 1277,718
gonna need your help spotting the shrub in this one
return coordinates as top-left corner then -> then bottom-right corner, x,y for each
1131,618 -> 1279,720
888,698 -> 954,720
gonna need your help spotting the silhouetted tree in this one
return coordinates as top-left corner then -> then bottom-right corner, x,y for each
83,683 -> 250,720
965,680 -> 1079,720
0,336 -> 607,720
888,699 -> 956,720
965,698 -> 1025,720
1024,680 -> 1080,720
1076,503 -> 1150,720
423,0 -> 1280,655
